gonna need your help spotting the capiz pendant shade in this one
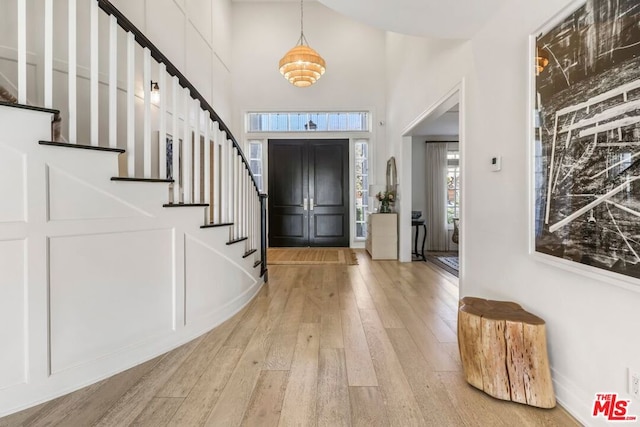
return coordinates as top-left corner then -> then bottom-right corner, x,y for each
279,44 -> 326,87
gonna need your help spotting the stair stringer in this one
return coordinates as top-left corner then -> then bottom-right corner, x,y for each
0,105 -> 264,417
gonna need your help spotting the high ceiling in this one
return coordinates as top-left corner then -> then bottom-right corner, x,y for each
232,0 -> 506,39
320,0 -> 506,39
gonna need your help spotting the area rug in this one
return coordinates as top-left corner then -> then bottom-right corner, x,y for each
267,248 -> 358,265
427,255 -> 459,277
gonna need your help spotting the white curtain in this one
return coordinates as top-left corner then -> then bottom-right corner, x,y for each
425,143 -> 448,251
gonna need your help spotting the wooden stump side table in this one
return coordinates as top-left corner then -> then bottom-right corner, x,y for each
457,296 -> 556,409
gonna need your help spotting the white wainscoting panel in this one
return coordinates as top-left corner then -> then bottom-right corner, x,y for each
0,145 -> 26,223
49,229 -> 174,374
184,235 -> 256,324
0,239 -> 26,389
47,166 -> 150,221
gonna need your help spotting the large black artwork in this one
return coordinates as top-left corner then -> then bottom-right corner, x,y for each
534,0 -> 640,279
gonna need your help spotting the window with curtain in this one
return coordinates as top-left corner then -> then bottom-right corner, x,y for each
426,142 -> 449,251
447,145 -> 460,226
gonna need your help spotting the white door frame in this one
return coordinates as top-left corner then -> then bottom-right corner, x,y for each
399,80 -> 466,289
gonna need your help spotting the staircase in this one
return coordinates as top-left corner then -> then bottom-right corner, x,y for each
0,0 -> 266,417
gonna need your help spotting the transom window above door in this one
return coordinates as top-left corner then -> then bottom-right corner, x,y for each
247,111 -> 370,133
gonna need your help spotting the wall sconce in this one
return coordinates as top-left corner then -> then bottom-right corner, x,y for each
304,120 -> 317,130
150,81 -> 160,104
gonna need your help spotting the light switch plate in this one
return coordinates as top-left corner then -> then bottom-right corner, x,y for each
491,156 -> 502,172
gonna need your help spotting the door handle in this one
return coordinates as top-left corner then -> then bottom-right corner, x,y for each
303,198 -> 308,211
310,198 -> 314,211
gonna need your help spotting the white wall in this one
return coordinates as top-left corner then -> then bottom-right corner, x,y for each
385,1 -> 640,424
230,2 -> 386,138
231,1 -> 387,248
112,0 -> 233,123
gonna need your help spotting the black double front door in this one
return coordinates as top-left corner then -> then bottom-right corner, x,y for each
268,139 -> 349,247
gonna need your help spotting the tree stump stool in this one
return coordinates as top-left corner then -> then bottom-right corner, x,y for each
457,296 -> 556,409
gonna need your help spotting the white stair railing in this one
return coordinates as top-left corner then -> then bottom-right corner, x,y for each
6,0 -> 267,272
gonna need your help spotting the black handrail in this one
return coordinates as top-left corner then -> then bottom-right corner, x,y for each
259,193 -> 268,280
97,0 -> 260,194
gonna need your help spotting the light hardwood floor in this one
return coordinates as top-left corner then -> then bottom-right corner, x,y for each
0,251 -> 580,426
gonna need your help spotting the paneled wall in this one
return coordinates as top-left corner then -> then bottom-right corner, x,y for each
0,105 -> 261,416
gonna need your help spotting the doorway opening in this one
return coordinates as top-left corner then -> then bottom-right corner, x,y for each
267,139 -> 350,247
402,84 -> 463,286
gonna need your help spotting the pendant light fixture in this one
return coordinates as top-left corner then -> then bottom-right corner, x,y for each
536,47 -> 549,74
279,0 -> 326,87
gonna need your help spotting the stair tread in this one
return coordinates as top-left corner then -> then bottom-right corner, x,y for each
111,177 -> 174,183
243,249 -> 257,258
163,203 -> 209,207
201,222 -> 234,228
39,141 -> 125,154
0,101 -> 59,115
253,260 -> 262,268
227,237 -> 248,245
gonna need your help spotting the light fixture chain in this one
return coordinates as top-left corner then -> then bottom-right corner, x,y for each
300,0 -> 304,39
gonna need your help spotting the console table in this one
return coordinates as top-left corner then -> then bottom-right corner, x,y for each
365,213 -> 398,260
412,219 -> 426,260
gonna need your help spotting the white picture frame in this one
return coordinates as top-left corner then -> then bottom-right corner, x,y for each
529,0 -> 640,291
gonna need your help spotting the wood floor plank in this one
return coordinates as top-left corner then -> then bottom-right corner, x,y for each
317,348 -> 351,427
264,288 -> 305,370
438,370 -> 581,427
349,387 -> 390,427
399,288 -> 457,343
203,280 -> 289,427
354,257 -> 404,329
94,338 -> 203,426
301,290 -> 323,323
358,308 -> 425,427
386,327 -> 465,426
319,265 -> 344,349
320,307 -> 344,349
341,307 -> 378,387
0,400 -> 51,427
157,309 -> 245,398
436,372 -> 533,427
348,268 -> 377,310
49,356 -> 163,427
337,272 -> 359,313
130,397 -> 183,427
16,382 -> 105,427
241,370 -> 289,427
393,260 -> 459,316
278,323 -> 320,427
369,261 -> 460,372
166,346 -> 243,426
223,296 -> 270,349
